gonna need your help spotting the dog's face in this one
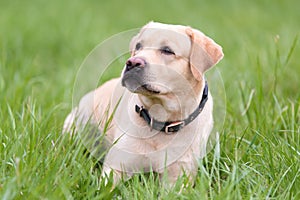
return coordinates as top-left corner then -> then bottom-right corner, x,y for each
121,22 -> 223,98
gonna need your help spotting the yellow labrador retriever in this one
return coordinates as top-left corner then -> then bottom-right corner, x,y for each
63,22 -> 223,185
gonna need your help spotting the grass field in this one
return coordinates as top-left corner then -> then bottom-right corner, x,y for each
1,0 -> 299,199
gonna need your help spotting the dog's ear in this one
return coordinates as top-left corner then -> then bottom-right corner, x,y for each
186,27 -> 224,81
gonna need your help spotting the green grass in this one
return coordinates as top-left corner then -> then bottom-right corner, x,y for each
1,0 -> 300,199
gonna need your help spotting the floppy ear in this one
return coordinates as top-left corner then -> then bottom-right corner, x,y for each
185,27 -> 224,81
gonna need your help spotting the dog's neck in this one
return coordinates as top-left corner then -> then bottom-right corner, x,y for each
137,79 -> 205,122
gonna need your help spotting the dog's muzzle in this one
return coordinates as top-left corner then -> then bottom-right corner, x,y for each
124,57 -> 146,73
122,57 -> 160,94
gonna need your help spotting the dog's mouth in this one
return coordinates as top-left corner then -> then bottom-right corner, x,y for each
123,82 -> 161,95
138,84 -> 160,94
121,72 -> 161,94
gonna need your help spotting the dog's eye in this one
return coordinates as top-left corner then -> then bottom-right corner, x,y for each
160,46 -> 175,55
135,43 -> 142,51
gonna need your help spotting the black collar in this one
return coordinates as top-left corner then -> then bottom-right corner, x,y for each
135,82 -> 209,134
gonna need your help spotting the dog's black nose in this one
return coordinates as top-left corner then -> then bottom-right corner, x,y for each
125,57 -> 146,72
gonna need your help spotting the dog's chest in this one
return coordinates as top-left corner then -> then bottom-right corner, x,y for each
112,128 -> 177,152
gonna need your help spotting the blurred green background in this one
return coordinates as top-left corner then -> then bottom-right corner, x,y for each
0,0 -> 299,199
1,0 -> 299,106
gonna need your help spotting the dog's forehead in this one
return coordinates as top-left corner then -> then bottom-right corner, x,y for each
138,24 -> 191,56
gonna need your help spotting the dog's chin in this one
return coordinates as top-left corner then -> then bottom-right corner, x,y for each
137,84 -> 161,94
121,75 -> 161,95
125,83 -> 161,95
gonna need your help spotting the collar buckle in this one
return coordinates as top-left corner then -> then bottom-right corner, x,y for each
165,121 -> 185,134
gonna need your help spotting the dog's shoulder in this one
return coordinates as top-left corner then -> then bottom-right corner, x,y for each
62,78 -> 121,134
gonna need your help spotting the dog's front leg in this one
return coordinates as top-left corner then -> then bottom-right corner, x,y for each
101,164 -> 123,187
161,159 -> 198,187
101,164 -> 133,188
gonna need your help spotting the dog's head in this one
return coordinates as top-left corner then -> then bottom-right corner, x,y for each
121,22 -> 223,97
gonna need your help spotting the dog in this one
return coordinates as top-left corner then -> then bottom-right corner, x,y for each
63,22 -> 223,186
